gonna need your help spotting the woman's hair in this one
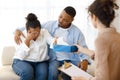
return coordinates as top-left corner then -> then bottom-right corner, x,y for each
88,0 -> 119,27
26,13 -> 41,31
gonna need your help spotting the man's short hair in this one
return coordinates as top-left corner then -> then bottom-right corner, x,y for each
64,6 -> 76,17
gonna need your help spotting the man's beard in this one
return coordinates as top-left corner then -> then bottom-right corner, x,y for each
58,23 -> 71,29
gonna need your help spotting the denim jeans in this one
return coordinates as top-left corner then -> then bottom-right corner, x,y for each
12,59 -> 48,80
48,60 -> 60,80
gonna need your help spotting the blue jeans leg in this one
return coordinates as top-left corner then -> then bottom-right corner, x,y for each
12,59 -> 34,80
48,60 -> 60,80
71,60 -> 80,66
35,61 -> 48,80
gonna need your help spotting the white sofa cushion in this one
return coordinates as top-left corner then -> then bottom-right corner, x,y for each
0,46 -> 20,80
0,65 -> 20,80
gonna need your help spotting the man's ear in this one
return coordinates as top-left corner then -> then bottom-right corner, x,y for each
71,17 -> 74,22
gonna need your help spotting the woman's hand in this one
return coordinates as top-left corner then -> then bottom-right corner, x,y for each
25,31 -> 39,47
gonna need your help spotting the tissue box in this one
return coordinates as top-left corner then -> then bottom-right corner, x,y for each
53,45 -> 78,53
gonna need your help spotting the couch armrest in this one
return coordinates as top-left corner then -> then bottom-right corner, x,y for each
1,46 -> 15,66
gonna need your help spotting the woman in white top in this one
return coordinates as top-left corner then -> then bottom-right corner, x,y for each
12,13 -> 54,80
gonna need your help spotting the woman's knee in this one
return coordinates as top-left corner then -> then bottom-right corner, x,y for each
12,59 -> 34,80
36,62 -> 48,80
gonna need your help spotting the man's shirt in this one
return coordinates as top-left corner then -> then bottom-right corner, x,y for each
42,20 -> 90,62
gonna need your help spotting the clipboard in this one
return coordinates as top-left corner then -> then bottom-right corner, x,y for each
58,62 -> 93,78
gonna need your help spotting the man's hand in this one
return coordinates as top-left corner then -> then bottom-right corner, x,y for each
78,59 -> 88,72
14,29 -> 25,45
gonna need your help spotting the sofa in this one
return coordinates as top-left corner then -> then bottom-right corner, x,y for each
0,46 -> 20,80
0,46 -> 95,80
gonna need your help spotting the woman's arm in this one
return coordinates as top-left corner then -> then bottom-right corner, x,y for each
76,45 -> 95,59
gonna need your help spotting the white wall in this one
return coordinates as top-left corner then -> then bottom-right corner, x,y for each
0,0 -> 120,66
0,0 -> 94,48
112,0 -> 120,32
0,0 -> 119,51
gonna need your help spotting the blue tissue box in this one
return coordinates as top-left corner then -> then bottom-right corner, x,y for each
53,45 -> 78,53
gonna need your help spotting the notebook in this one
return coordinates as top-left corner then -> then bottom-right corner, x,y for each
58,62 -> 93,78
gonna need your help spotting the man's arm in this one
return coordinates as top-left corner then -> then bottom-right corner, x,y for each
15,35 -> 30,60
77,31 -> 91,59
77,30 -> 92,71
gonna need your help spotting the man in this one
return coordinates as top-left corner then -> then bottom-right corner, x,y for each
14,6 -> 91,80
